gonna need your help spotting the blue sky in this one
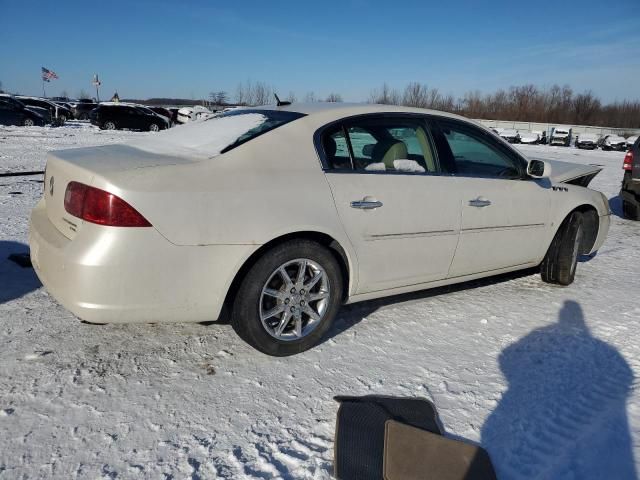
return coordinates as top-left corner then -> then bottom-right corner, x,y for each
1,0 -> 639,102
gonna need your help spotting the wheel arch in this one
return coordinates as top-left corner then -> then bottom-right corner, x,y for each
221,231 -> 354,320
553,204 -> 598,255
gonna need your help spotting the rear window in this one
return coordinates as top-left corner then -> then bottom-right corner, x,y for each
219,109 -> 305,153
126,110 -> 305,159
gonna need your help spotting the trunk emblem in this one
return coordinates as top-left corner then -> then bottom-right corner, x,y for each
49,176 -> 55,196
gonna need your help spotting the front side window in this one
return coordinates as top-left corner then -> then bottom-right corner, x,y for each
434,120 -> 523,179
322,116 -> 438,174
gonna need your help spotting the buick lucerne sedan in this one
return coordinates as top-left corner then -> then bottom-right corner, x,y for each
30,104 -> 610,355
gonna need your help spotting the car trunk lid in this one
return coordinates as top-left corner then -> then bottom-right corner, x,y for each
43,145 -> 190,239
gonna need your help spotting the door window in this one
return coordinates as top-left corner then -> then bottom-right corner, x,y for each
434,120 -> 523,179
322,117 -> 438,174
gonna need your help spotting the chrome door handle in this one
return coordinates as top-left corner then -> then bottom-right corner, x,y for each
351,200 -> 383,209
469,198 -> 491,207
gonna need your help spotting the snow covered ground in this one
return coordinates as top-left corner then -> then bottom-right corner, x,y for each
1,123 -> 638,479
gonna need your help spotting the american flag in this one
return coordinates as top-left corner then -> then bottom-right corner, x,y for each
41,67 -> 59,82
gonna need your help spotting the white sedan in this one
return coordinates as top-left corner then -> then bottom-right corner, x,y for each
29,104 -> 611,355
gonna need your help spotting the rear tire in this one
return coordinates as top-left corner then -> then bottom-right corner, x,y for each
231,240 -> 343,356
541,211 -> 584,285
103,121 -> 116,130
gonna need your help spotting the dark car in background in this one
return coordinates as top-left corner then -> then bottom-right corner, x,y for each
621,137 -> 640,220
149,106 -> 174,125
72,99 -> 98,120
0,94 -> 47,126
89,103 -> 170,131
599,134 -> 627,151
16,96 -> 73,124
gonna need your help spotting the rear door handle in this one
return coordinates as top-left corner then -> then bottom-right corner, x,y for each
469,197 -> 491,207
351,197 -> 383,209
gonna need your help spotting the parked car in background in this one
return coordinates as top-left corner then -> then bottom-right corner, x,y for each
89,103 -> 170,131
149,107 -> 174,125
499,129 -> 520,143
626,135 -> 638,149
176,105 -> 214,124
0,94 -> 47,126
575,133 -> 599,150
599,134 -> 627,151
16,96 -> 73,124
519,131 -> 540,144
550,128 -> 571,146
71,99 -> 98,120
621,137 -> 640,220
30,103 -> 610,355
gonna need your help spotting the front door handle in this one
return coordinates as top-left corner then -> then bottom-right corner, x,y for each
469,197 -> 491,207
351,197 -> 383,209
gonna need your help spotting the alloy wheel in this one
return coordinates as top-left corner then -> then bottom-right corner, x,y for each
259,258 -> 331,341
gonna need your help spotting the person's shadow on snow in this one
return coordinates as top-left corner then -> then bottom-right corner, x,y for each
481,300 -> 636,479
0,241 -> 41,304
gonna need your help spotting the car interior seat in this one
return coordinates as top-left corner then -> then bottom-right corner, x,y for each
372,140 -> 408,170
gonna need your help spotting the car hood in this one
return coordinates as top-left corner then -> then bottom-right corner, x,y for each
605,137 -> 625,144
520,134 -> 539,142
535,158 -> 602,186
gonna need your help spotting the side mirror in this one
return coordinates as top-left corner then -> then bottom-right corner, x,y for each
527,159 -> 551,178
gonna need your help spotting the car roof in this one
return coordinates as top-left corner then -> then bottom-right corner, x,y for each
235,102 -> 474,125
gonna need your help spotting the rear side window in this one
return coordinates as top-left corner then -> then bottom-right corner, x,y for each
220,110 -> 306,153
321,116 -> 438,174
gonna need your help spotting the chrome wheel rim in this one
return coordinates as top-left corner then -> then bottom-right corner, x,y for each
24,119 -> 34,127
149,123 -> 159,132
259,258 -> 330,341
105,122 -> 115,130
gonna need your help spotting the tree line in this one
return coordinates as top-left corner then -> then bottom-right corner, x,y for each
368,82 -> 639,129
216,80 -> 638,129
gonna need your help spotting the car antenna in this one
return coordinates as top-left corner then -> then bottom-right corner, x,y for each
274,93 -> 291,107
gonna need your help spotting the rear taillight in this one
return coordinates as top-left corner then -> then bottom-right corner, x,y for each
623,150 -> 633,171
64,182 -> 152,227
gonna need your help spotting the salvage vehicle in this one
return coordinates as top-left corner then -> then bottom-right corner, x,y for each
0,94 -> 47,126
71,99 -> 98,120
550,128 -> 571,146
89,103 -> 169,131
621,137 -> 640,220
518,131 -> 540,145
15,96 -> 73,124
599,134 -> 627,151
627,136 -> 638,149
498,129 -> 520,143
29,103 -> 610,355
575,133 -> 599,150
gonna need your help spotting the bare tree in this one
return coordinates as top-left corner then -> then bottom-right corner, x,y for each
369,83 -> 401,105
325,93 -> 343,102
77,89 -> 90,99
304,91 -> 317,103
284,91 -> 297,103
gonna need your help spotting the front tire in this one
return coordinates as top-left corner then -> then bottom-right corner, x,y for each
23,118 -> 35,127
541,211 -> 584,285
149,123 -> 160,132
231,240 -> 343,356
103,121 -> 116,130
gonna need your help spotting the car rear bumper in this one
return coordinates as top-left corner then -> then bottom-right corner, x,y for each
29,200 -> 258,324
